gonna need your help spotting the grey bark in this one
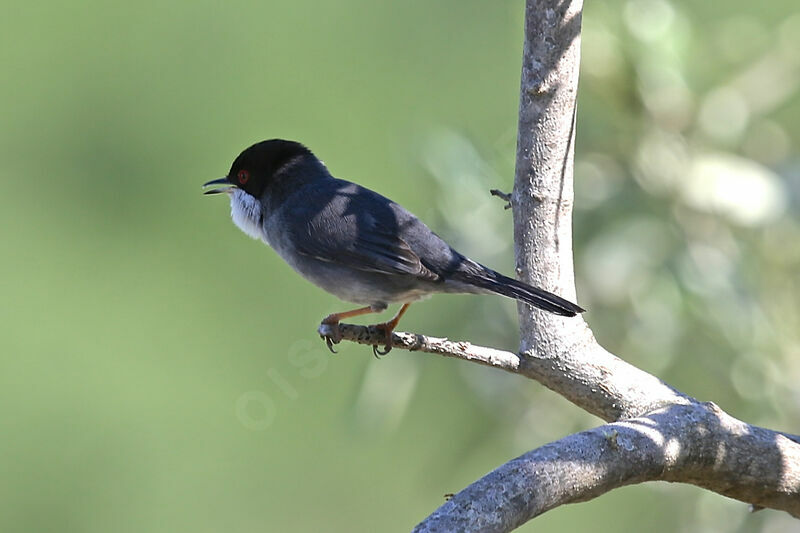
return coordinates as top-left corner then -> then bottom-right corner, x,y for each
414,404 -> 800,532
323,0 -> 800,529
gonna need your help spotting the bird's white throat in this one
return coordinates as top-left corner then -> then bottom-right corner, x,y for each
230,189 -> 267,243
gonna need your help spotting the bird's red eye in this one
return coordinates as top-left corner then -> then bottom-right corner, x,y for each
237,170 -> 250,184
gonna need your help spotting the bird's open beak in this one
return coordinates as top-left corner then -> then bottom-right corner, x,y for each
202,177 -> 236,195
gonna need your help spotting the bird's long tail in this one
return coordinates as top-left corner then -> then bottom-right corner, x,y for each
453,267 -> 585,317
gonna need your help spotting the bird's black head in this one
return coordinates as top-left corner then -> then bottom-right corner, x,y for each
203,139 -> 316,198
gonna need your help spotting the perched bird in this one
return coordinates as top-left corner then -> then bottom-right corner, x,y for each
203,139 -> 584,356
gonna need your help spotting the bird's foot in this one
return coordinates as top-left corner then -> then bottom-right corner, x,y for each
319,316 -> 343,354
318,306 -> 379,354
369,303 -> 410,358
318,304 -> 408,357
371,323 -> 395,358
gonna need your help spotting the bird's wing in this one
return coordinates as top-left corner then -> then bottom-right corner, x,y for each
283,183 -> 441,282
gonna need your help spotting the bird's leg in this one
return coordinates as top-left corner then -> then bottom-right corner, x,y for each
371,303 -> 411,357
320,306 -> 379,353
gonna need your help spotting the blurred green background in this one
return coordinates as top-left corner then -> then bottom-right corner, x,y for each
1,0 -> 798,531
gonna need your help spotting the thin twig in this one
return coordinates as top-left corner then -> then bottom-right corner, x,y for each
489,189 -> 512,209
317,323 -> 521,372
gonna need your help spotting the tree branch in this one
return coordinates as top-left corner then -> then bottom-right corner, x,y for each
317,0 -> 800,528
319,321 -> 694,422
320,322 -> 800,526
318,323 -> 522,372
414,404 -> 800,533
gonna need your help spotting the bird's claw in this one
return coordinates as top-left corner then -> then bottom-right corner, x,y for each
325,336 -> 338,354
318,322 -> 342,354
372,344 -> 392,358
371,323 -> 395,358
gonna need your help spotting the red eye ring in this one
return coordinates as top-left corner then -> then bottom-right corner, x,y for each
237,170 -> 250,184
